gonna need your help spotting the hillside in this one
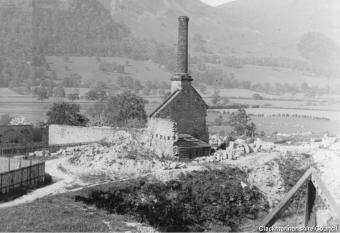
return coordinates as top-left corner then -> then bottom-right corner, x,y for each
47,56 -> 171,84
99,0 -> 340,61
97,0 -> 266,57
218,0 -> 340,61
95,0 -> 340,79
46,55 -> 340,92
0,0 -> 339,96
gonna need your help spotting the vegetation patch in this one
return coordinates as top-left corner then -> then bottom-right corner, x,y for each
0,193 -> 136,232
76,167 -> 269,232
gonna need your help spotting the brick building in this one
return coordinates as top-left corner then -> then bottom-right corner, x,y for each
148,16 -> 211,160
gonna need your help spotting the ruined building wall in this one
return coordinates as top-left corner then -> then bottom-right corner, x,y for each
49,125 -> 115,145
147,118 -> 178,158
154,87 -> 209,143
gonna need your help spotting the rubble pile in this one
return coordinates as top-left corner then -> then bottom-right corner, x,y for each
53,130 -> 186,179
247,160 -> 285,208
195,136 -> 275,163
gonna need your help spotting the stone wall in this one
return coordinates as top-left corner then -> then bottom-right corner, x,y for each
49,125 -> 115,145
147,118 -> 177,158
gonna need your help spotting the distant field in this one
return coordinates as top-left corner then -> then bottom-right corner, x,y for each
209,117 -> 340,135
1,100 -> 339,134
201,88 -> 279,99
46,56 -> 340,92
209,108 -> 340,122
209,63 -> 340,89
228,98 -> 340,111
0,88 -> 22,97
47,56 -> 171,84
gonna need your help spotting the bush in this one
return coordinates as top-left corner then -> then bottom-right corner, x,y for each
76,168 -> 269,232
228,108 -> 257,137
47,102 -> 89,126
252,94 -> 263,100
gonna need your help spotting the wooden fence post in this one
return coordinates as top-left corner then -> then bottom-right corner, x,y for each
304,180 -> 317,227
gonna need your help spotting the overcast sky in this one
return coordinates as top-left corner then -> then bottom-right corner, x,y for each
200,0 -> 235,7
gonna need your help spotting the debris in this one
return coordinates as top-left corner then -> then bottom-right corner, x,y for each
52,130 -> 187,179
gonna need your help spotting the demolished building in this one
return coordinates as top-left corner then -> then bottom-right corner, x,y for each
148,16 -> 211,160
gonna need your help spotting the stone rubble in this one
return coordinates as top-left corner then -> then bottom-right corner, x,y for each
195,136 -> 276,164
48,130 -> 187,179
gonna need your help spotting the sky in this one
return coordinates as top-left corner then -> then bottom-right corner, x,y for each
200,0 -> 235,7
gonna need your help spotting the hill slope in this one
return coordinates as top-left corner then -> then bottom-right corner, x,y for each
218,0 -> 340,59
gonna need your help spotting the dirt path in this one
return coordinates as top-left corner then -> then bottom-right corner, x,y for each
0,157 -> 202,209
0,157 -> 83,209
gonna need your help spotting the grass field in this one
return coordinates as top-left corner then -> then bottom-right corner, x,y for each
1,96 -> 340,135
208,109 -> 340,135
209,63 -> 340,88
46,56 -> 340,90
210,108 -> 340,122
47,56 -> 171,84
209,117 -> 340,136
0,193 -> 137,232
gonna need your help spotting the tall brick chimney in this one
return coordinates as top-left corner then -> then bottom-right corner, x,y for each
171,16 -> 193,93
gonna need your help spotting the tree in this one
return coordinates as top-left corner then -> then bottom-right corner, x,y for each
36,86 -> 49,101
214,115 -> 223,126
104,91 -> 147,127
47,102 -> 89,126
143,86 -> 151,96
86,102 -> 107,126
54,86 -> 66,98
117,76 -> 134,89
252,94 -> 264,100
85,90 -> 99,101
212,88 -> 221,105
133,80 -> 144,93
246,122 -> 257,138
63,73 -> 82,87
228,108 -> 256,137
67,92 -> 80,101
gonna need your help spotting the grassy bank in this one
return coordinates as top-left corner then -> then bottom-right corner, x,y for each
0,193 -> 138,232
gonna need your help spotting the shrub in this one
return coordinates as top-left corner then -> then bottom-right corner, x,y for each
252,94 -> 263,100
47,102 -> 89,126
76,168 -> 269,232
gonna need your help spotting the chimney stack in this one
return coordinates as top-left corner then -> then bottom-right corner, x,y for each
171,16 -> 192,92
176,16 -> 189,75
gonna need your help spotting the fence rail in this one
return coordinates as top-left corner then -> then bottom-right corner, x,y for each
258,168 -> 340,232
